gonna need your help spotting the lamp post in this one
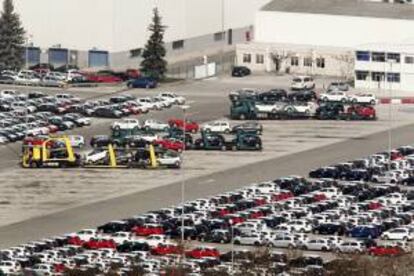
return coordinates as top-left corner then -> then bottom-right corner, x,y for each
180,104 -> 190,256
229,219 -> 234,275
387,59 -> 395,164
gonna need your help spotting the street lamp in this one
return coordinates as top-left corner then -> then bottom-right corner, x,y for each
180,104 -> 190,255
387,59 -> 396,164
229,219 -> 234,275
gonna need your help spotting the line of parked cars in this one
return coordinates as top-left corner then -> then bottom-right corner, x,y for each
3,143 -> 414,274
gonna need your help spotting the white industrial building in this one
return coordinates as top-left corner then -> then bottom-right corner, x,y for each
236,0 -> 414,91
12,0 -> 270,69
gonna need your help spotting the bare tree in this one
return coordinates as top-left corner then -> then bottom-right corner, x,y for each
270,50 -> 292,74
331,53 -> 355,81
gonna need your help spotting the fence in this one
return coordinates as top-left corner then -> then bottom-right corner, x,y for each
166,51 -> 235,80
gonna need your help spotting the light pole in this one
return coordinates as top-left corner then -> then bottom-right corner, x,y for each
387,59 -> 395,164
180,104 -> 190,256
220,0 -> 225,74
229,219 -> 234,275
25,34 -> 33,70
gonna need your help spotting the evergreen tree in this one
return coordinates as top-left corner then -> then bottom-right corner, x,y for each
140,8 -> 167,80
0,0 -> 25,71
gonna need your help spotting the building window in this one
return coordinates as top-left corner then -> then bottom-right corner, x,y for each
130,48 -> 142,58
355,70 -> 369,81
243,53 -> 251,63
303,57 -> 312,67
371,71 -> 385,82
48,48 -> 69,67
23,47 -> 41,66
214,32 -> 224,41
291,56 -> 299,66
172,40 -> 184,50
371,52 -> 386,62
387,73 -> 400,83
387,53 -> 400,63
256,54 -> 264,64
88,50 -> 109,67
405,56 -> 414,64
316,58 -> 325,68
356,51 -> 370,61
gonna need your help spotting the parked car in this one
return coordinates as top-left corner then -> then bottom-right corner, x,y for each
232,66 -> 251,77
291,76 -> 315,90
127,77 -> 157,89
201,121 -> 231,133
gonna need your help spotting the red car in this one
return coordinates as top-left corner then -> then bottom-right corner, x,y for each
313,193 -> 327,202
368,245 -> 404,256
132,224 -> 164,236
186,247 -> 220,259
254,197 -> 267,206
224,215 -> 245,225
368,202 -> 382,210
272,191 -> 294,201
150,243 -> 180,255
347,105 -> 376,119
86,73 -> 122,83
67,236 -> 85,246
168,118 -> 199,133
83,238 -> 116,249
247,210 -> 264,219
154,138 -> 184,152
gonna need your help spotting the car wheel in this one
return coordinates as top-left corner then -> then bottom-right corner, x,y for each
220,239 -> 225,244
225,128 -> 230,134
288,244 -> 294,249
302,245 -> 308,250
145,126 -> 150,131
383,235 -> 389,240
234,240 -> 241,245
322,247 -> 328,251
370,100 -> 376,105
221,145 -> 226,151
164,127 -> 169,132
239,114 -> 246,120
232,145 -> 237,151
254,241 -> 260,246
314,230 -> 319,235
323,97 -> 329,102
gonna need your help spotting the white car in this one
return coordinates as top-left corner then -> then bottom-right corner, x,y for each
143,119 -> 169,131
29,263 -> 54,275
0,89 -> 17,99
283,102 -> 316,114
46,71 -> 67,81
110,232 -> 134,244
129,133 -> 159,143
158,92 -> 185,105
236,222 -> 263,235
201,121 -> 231,133
288,220 -> 313,233
137,98 -> 158,110
255,102 -> 286,113
233,233 -> 264,246
382,228 -> 413,241
372,171 -> 400,184
0,260 -> 22,274
302,238 -> 331,251
15,74 -> 41,86
291,76 -> 315,90
56,93 -> 81,103
157,151 -> 182,168
153,96 -> 172,108
335,241 -> 365,253
70,229 -> 99,241
69,135 -> 85,148
85,150 -> 108,164
268,235 -> 298,249
145,235 -> 169,247
319,91 -> 348,102
112,119 -> 141,130
349,93 -> 376,105
11,101 -> 37,113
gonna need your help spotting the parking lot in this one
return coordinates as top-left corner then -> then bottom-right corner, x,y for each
1,73 -> 414,275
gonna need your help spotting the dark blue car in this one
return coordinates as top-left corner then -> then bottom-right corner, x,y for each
348,225 -> 380,239
127,77 -> 157,89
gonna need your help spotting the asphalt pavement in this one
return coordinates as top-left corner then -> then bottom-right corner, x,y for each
0,122 -> 413,247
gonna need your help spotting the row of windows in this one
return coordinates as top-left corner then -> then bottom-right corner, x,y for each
243,53 -> 264,64
242,54 -> 326,68
355,70 -> 401,83
292,57 -> 325,68
356,51 -> 406,63
24,47 -> 108,68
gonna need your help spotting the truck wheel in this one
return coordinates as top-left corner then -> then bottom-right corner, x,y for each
232,145 -> 237,151
221,145 -> 226,151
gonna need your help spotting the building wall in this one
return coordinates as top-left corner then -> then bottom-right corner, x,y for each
14,0 -> 270,52
354,49 -> 414,91
236,43 -> 354,78
255,11 -> 414,48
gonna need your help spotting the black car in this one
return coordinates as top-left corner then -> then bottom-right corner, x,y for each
28,92 -> 46,99
288,90 -> 317,102
232,122 -> 263,135
402,176 -> 414,186
309,167 -> 338,179
37,104 -> 64,114
97,221 -> 130,233
200,229 -> 231,243
229,89 -> 257,102
90,135 -> 112,148
343,169 -> 371,182
231,66 -> 251,77
93,107 -> 122,118
315,103 -> 345,120
257,89 -> 288,102
312,223 -> 346,235
117,241 -> 150,252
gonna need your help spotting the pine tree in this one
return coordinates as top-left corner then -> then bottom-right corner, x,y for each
140,8 -> 167,81
0,0 -> 25,71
